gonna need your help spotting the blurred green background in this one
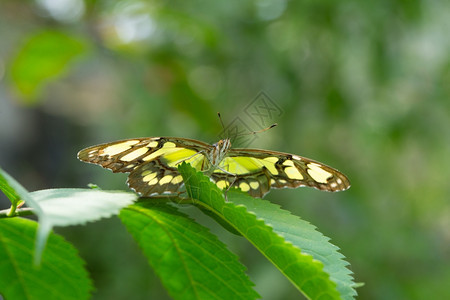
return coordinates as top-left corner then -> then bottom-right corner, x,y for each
1,0 -> 449,299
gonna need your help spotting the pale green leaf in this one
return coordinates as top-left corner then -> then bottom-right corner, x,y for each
30,188 -> 137,227
30,188 -> 137,262
1,167 -> 137,263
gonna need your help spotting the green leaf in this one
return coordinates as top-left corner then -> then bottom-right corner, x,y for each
0,218 -> 92,300
30,188 -> 137,227
0,167 -> 43,216
1,167 -> 137,263
10,30 -> 88,103
178,162 -> 355,300
196,204 -> 242,236
0,168 -> 21,205
228,190 -> 357,299
119,201 -> 260,300
30,189 -> 138,263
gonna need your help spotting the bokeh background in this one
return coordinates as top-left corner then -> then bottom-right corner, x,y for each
1,0 -> 449,299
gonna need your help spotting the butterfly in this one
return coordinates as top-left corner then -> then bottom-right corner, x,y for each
77,136 -> 350,198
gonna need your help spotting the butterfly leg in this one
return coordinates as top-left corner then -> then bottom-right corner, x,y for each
223,175 -> 238,202
182,151 -> 205,163
217,166 -> 234,175
211,166 -> 237,201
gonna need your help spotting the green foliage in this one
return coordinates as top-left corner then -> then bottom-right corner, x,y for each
2,1 -> 449,298
0,167 -> 23,206
120,202 -> 259,300
0,168 -> 137,263
0,163 -> 356,299
30,188 -> 137,262
0,167 -> 43,217
0,218 -> 92,300
10,30 -> 88,102
30,188 -> 137,227
178,163 -> 356,299
228,191 -> 356,299
0,168 -> 136,299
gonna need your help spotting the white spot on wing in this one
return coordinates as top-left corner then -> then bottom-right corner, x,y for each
260,157 -> 278,175
249,181 -> 259,190
142,148 -> 167,161
171,175 -> 183,184
102,140 -> 140,156
143,173 -> 157,182
283,160 -> 295,167
163,142 -> 176,148
120,147 -> 149,161
239,182 -> 250,192
216,180 -> 227,189
307,163 -> 332,183
148,178 -> 159,185
263,157 -> 278,163
284,166 -> 304,180
159,175 -> 173,185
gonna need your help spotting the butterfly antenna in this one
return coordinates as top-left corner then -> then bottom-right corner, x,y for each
217,112 -> 226,131
236,123 -> 278,137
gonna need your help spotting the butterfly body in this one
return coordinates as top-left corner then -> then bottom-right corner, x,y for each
206,138 -> 232,171
77,137 -> 350,198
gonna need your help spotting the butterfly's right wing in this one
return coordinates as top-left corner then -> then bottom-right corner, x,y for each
211,148 -> 350,198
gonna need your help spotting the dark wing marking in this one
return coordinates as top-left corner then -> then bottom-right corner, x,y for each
127,160 -> 186,196
223,148 -> 350,196
210,169 -> 272,198
77,137 -> 212,195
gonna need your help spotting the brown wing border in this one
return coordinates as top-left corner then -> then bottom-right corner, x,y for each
77,137 -> 213,173
227,148 -> 351,192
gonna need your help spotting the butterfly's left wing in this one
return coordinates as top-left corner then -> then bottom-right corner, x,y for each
211,148 -> 350,197
77,137 -> 213,196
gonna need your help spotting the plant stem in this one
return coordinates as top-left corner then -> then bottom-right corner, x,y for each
6,202 -> 17,217
0,207 -> 34,218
